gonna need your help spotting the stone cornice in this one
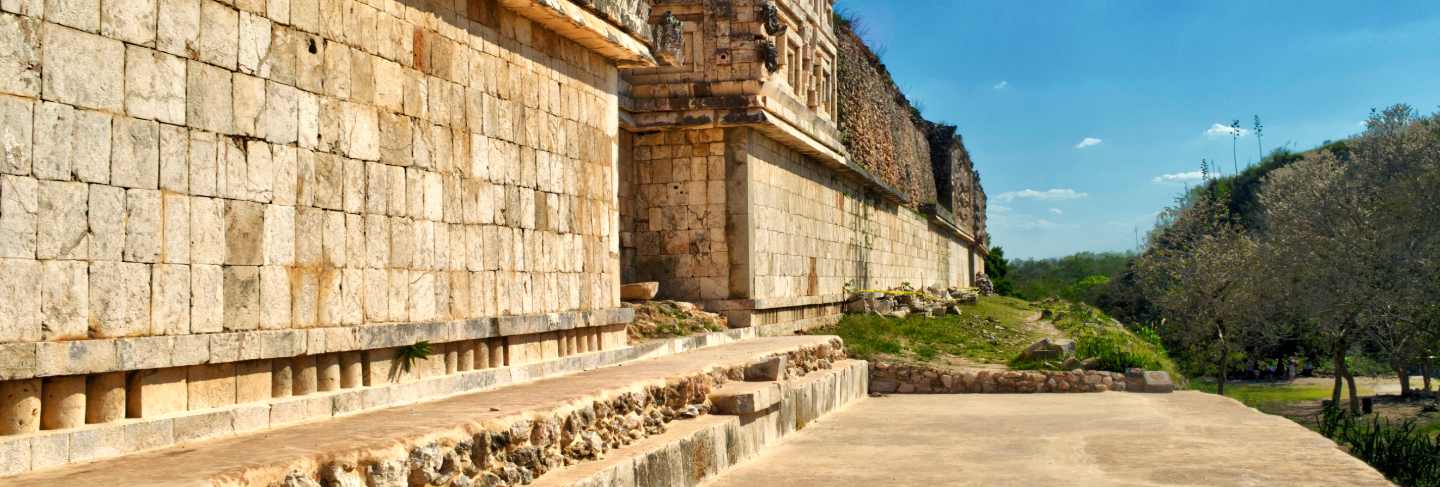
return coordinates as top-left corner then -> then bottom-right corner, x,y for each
499,0 -> 660,67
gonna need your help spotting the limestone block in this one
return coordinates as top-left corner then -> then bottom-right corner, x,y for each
101,0 -> 157,45
218,136 -> 246,200
321,40 -> 349,98
158,124 -> 188,194
317,268 -> 341,326
224,199 -> 263,265
125,46 -> 187,124
271,145 -> 296,206
343,157 -> 364,213
89,261 -> 151,337
189,264 -> 223,333
43,22 -> 124,111
258,265 -> 291,329
317,353 -> 339,391
31,102 -> 73,181
232,73 -> 264,137
0,379 -> 40,435
111,118 -> 160,190
408,271 -> 436,322
156,0 -> 199,57
362,268 -> 385,321
295,206 -> 322,264
85,184 -> 123,260
187,61 -> 234,134
189,196 -> 223,265
86,372 -> 126,423
262,81 -> 298,144
160,192 -> 189,263
0,435 -> 29,475
338,351 -> 361,388
152,263 -> 191,334
235,359 -> 270,402
173,409 -> 232,443
709,381 -> 780,415
40,375 -> 86,430
245,140 -> 273,202
116,336 -> 173,370
261,26 -> 296,86
311,151 -> 340,210
292,270 -> 317,328
124,188 -> 162,262
344,214 -> 364,269
33,181 -> 86,261
347,46 -> 373,103
237,11 -> 270,75
385,165 -> 404,216
186,130 -> 217,197
39,260 -> 87,340
121,414 -> 174,452
319,208 -> 341,265
222,265 -> 260,330
127,367 -> 187,418
0,171 -> 36,257
261,205 -> 294,265
0,13 -> 39,97
341,102 -> 380,161
363,347 -> 395,386
197,0 -> 237,69
181,363 -> 233,411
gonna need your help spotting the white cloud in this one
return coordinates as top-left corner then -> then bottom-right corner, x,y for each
989,204 -> 1011,214
995,188 -> 1089,202
1073,137 -> 1102,149
1152,171 -> 1204,184
1013,218 -> 1062,230
1205,123 -> 1250,137
1048,208 -> 1063,216
992,80 -> 1008,90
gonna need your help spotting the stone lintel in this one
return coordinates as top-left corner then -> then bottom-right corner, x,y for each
10,308 -> 636,381
498,0 -> 659,67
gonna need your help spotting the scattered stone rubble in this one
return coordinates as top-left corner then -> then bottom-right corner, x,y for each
624,300 -> 728,340
274,341 -> 847,487
973,272 -> 996,296
869,362 -> 1127,394
842,284 -> 980,318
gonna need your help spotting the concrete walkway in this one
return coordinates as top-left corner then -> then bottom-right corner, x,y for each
703,392 -> 1393,487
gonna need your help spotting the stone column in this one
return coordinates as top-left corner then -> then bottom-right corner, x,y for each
86,372 -> 127,424
0,379 -> 41,434
559,331 -> 571,357
473,341 -> 490,370
443,343 -> 458,375
272,360 -> 293,398
339,352 -> 363,388
317,354 -> 341,392
457,342 -> 475,372
41,376 -> 86,430
488,339 -> 505,368
292,356 -> 318,396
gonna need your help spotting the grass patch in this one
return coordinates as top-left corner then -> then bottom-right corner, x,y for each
815,295 -> 1040,364
1191,380 -> 1371,412
1011,300 -> 1182,379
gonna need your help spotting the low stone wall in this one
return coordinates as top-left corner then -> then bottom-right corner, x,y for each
868,362 -> 1127,394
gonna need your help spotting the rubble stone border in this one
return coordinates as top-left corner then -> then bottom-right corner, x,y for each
869,362 -> 1128,394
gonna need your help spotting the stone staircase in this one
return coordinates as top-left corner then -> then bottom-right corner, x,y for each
0,334 -> 867,487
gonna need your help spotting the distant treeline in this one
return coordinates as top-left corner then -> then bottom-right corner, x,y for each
1003,251 -> 1134,304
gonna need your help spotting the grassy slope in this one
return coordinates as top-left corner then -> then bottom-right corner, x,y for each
816,296 -> 1041,364
819,296 -> 1180,379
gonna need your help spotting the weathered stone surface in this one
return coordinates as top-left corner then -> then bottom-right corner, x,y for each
112,118 -> 161,190
127,367 -> 187,418
0,12 -> 41,97
42,22 -> 124,111
0,96 -> 31,176
40,375 -> 86,429
89,261 -> 151,337
0,175 -> 36,259
619,281 -> 658,301
125,45 -> 187,124
743,356 -> 784,381
40,260 -> 88,340
100,0 -> 156,45
223,265 -> 261,331
188,60 -> 234,134
86,371 -> 127,423
0,378 -> 40,434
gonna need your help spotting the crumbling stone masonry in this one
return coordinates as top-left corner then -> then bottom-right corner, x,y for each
618,0 -> 988,330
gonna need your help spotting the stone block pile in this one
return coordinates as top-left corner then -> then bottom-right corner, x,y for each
842,284 -> 980,318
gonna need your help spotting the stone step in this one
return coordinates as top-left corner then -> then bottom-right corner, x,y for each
707,381 -> 782,415
533,360 -> 868,487
0,336 -> 851,487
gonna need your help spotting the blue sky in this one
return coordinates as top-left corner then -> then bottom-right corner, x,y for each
835,1 -> 1440,259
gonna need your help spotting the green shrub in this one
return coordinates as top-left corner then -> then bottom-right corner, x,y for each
1319,406 -> 1440,486
1018,300 -> 1182,379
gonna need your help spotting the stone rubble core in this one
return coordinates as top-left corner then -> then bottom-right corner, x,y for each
868,362 -> 1130,394
0,336 -> 857,486
841,283 -> 980,318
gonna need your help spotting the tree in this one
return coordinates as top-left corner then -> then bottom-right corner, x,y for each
1136,197 -> 1262,396
984,246 -> 1015,296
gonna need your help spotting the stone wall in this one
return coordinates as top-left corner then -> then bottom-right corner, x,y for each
834,21 -> 935,207
618,128 -> 728,301
744,129 -> 961,298
0,0 -> 652,451
869,362 -> 1128,394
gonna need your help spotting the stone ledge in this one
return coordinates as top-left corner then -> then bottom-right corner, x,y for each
1,337 -> 852,484
0,329 -> 790,479
704,294 -> 847,312
499,0 -> 659,67
1,308 -> 636,381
